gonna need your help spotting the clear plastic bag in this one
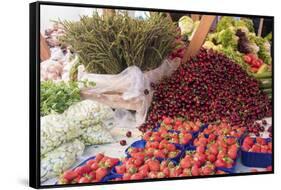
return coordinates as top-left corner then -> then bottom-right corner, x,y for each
41,139 -> 85,182
79,58 -> 181,127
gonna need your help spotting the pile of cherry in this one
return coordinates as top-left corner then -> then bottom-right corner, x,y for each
59,117 -> 272,184
140,49 -> 272,133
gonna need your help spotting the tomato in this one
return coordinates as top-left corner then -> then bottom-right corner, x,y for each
243,55 -> 252,64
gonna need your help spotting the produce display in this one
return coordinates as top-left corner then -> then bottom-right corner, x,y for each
38,7 -> 273,187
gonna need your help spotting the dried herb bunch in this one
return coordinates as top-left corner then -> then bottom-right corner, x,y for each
59,12 -> 177,74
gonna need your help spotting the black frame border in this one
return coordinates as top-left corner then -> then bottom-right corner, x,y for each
29,1 -> 274,189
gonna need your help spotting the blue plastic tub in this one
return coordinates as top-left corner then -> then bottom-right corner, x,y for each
241,138 -> 272,168
125,140 -> 183,164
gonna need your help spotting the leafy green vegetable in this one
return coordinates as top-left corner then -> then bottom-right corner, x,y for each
254,37 -> 272,65
217,28 -> 238,49
235,18 -> 255,32
216,16 -> 235,32
40,81 -> 81,116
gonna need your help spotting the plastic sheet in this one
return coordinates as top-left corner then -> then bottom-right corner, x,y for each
79,58 -> 181,127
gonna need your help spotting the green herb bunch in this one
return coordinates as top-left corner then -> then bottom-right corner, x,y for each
40,81 -> 81,116
59,12 -> 177,74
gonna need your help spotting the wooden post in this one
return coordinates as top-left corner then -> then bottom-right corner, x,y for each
40,33 -> 51,61
191,14 -> 200,21
182,15 -> 216,64
258,18 -> 264,37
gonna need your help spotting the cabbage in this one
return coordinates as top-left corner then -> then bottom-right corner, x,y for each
178,16 -> 194,35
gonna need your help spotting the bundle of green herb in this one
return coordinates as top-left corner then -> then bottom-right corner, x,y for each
40,81 -> 81,116
59,12 -> 177,74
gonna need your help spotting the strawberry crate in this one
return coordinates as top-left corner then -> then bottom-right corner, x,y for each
241,137 -> 272,168
125,140 -> 184,164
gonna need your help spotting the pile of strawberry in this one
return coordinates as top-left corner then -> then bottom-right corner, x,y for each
59,154 -> 119,184
112,158 -> 174,180
127,140 -> 181,160
112,156 -> 227,180
142,129 -> 193,146
242,136 -> 272,153
159,117 -> 201,133
191,134 -> 239,169
201,122 -> 246,139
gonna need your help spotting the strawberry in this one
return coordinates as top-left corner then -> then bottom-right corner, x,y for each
166,143 -> 176,151
191,165 -> 200,176
256,137 -> 266,145
62,170 -> 78,182
115,165 -> 126,174
147,159 -> 160,172
95,168 -> 108,181
215,159 -> 226,168
130,173 -> 144,180
122,173 -> 131,180
95,153 -> 104,163
180,158 -> 192,169
78,176 -> 90,183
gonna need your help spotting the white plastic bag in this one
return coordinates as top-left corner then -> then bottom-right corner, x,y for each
79,58 -> 181,127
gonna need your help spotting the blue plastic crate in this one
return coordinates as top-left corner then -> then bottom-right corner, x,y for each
241,137 -> 272,168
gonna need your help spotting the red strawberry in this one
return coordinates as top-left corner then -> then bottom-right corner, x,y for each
123,173 -> 131,180
191,165 -> 200,176
78,176 -> 90,183
96,168 -> 108,181
62,170 -> 78,182
115,165 -> 126,174
244,137 -> 254,146
130,173 -> 144,180
166,143 -> 176,151
256,137 -> 266,145
180,158 -> 192,169
147,159 -> 160,172
215,159 -> 226,168
95,153 -> 104,163
148,171 -> 158,179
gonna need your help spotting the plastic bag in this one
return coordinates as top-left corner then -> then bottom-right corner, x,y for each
79,58 -> 181,127
41,114 -> 82,156
79,123 -> 114,146
41,139 -> 85,182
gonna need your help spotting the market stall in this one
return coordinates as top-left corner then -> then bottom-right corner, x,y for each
39,8 -> 273,185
